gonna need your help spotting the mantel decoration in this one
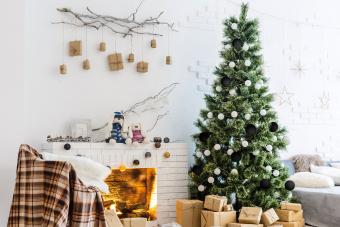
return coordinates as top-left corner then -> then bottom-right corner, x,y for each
54,0 -> 177,74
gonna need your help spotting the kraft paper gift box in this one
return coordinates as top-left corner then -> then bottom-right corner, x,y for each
223,204 -> 234,211
108,53 -> 124,71
176,199 -> 203,227
239,207 -> 263,224
228,223 -> 263,227
272,219 -> 305,227
280,202 -> 302,212
121,218 -> 147,227
267,225 -> 283,227
201,210 -> 236,227
274,209 -> 303,222
104,209 -> 123,227
137,61 -> 149,73
69,40 -> 82,56
261,208 -> 279,226
204,195 -> 228,212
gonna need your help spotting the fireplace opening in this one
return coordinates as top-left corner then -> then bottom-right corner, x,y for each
102,168 -> 157,220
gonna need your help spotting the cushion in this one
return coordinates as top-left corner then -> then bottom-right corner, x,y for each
289,172 -> 334,188
310,164 -> 340,185
330,162 -> 340,168
290,154 -> 324,172
281,160 -> 295,176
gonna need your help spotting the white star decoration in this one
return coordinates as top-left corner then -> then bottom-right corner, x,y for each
290,60 -> 307,78
319,92 -> 330,109
276,86 -> 294,106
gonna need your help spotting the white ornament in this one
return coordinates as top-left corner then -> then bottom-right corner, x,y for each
214,168 -> 221,175
272,136 -> 277,142
231,111 -> 238,118
253,150 -> 260,156
198,185 -> 205,192
216,86 -> 222,92
244,59 -> 251,67
204,149 -> 211,156
288,192 -> 293,198
229,89 -> 236,96
266,144 -> 273,152
265,165 -> 272,172
208,177 -> 215,184
255,83 -> 262,90
207,112 -> 213,119
274,192 -> 280,198
260,109 -> 267,116
245,80 -> 252,87
229,61 -> 236,68
227,149 -> 234,155
242,43 -> 249,51
244,113 -> 251,120
231,169 -> 238,175
241,140 -> 249,147
273,170 -> 280,177
231,23 -> 238,30
218,113 -> 225,120
196,151 -> 203,158
214,144 -> 221,150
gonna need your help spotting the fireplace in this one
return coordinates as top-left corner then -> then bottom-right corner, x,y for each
102,168 -> 157,220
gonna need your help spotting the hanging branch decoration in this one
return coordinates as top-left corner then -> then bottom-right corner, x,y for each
59,22 -> 67,74
166,26 -> 172,65
99,27 -> 106,52
128,36 -> 135,63
147,111 -> 169,132
137,33 -> 149,73
53,0 -> 177,38
83,26 -> 91,70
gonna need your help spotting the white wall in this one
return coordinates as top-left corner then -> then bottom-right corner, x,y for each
2,0 -> 340,222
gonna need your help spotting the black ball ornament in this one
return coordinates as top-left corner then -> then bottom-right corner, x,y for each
285,180 -> 295,191
192,165 -> 203,175
199,132 -> 210,143
269,122 -> 279,132
221,77 -> 232,87
153,137 -> 162,143
163,137 -> 170,143
64,143 -> 71,150
232,38 -> 243,51
260,179 -> 271,189
145,152 -> 152,158
245,124 -> 257,138
154,142 -> 161,148
231,152 -> 242,162
233,200 -> 242,211
133,159 -> 140,166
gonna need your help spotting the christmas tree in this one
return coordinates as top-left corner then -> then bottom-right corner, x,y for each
189,4 -> 295,210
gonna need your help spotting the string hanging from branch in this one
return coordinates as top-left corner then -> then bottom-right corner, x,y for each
99,27 -> 106,52
128,36 -> 135,63
59,21 -> 67,75
83,26 -> 90,70
166,26 -> 172,65
137,33 -> 148,73
53,0 -> 177,38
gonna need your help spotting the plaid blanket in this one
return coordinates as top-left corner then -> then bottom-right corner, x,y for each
8,144 -> 107,227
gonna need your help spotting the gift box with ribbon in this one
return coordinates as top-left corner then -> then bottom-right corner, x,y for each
280,202 -> 302,212
176,199 -> 203,227
121,218 -> 147,227
239,207 -> 263,224
201,210 -> 236,227
204,195 -> 228,212
261,208 -> 279,226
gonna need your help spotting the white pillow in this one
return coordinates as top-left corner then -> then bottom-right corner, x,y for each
330,163 -> 340,169
310,164 -> 340,185
289,172 -> 335,188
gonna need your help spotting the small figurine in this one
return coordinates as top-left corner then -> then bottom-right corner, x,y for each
126,123 -> 149,145
108,112 -> 128,144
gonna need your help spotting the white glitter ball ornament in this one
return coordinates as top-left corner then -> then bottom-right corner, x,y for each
214,168 -> 221,175
231,23 -> 238,30
216,86 -> 222,92
204,150 -> 211,156
231,111 -> 238,118
273,170 -> 280,177
255,83 -> 262,90
231,169 -> 238,175
242,43 -> 249,51
208,177 -> 215,184
260,109 -> 267,116
229,89 -> 236,96
245,113 -> 251,120
227,149 -> 234,155
266,145 -> 273,152
265,165 -> 272,172
207,112 -> 213,119
242,140 -> 249,147
218,113 -> 225,120
214,144 -> 221,150
196,151 -> 203,158
198,185 -> 205,192
245,59 -> 251,66
245,80 -> 252,87
229,61 -> 236,68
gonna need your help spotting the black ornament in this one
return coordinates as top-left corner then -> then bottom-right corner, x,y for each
221,77 -> 232,87
232,38 -> 243,51
163,137 -> 170,143
192,165 -> 203,175
155,142 -> 161,148
105,138 -> 110,143
153,137 -> 162,143
133,159 -> 140,165
285,180 -> 295,191
269,122 -> 279,132
260,179 -> 271,189
231,152 -> 242,162
145,152 -> 152,158
199,132 -> 210,143
64,143 -> 71,150
245,124 -> 257,138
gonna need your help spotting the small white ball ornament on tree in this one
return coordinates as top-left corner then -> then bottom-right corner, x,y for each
218,113 -> 225,120
214,168 -> 221,175
231,111 -> 238,118
207,112 -> 213,119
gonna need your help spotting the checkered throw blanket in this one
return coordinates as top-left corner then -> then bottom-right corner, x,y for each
8,144 -> 107,227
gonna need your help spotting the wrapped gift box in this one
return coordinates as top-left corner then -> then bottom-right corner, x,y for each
104,209 -> 123,227
228,223 -> 263,227
137,61 -> 149,73
121,218 -> 147,227
273,219 -> 304,227
223,204 -> 234,211
176,199 -> 203,227
204,195 -> 228,212
267,225 -> 283,227
201,210 -> 236,227
274,209 -> 303,222
108,53 -> 124,71
261,208 -> 279,226
69,40 -> 82,56
239,207 -> 263,224
280,202 -> 302,212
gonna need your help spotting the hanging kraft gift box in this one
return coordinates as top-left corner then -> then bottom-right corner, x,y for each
239,207 -> 263,224
228,223 -> 264,227
128,53 -> 135,63
137,61 -> 149,73
69,40 -> 82,56
280,202 -> 302,212
176,199 -> 203,227
201,210 -> 236,227
59,64 -> 67,74
274,209 -> 303,222
121,218 -> 147,227
261,208 -> 279,226
108,53 -> 124,71
204,195 -> 228,212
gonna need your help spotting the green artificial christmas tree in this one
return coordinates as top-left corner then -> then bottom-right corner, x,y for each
189,4 -> 295,210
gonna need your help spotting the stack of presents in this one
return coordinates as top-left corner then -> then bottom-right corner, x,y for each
176,195 -> 305,227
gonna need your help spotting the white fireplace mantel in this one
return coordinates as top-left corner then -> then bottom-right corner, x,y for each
41,142 -> 189,225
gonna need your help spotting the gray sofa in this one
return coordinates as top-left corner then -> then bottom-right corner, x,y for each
282,160 -> 340,227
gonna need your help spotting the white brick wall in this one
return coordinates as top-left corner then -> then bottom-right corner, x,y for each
41,142 -> 189,225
